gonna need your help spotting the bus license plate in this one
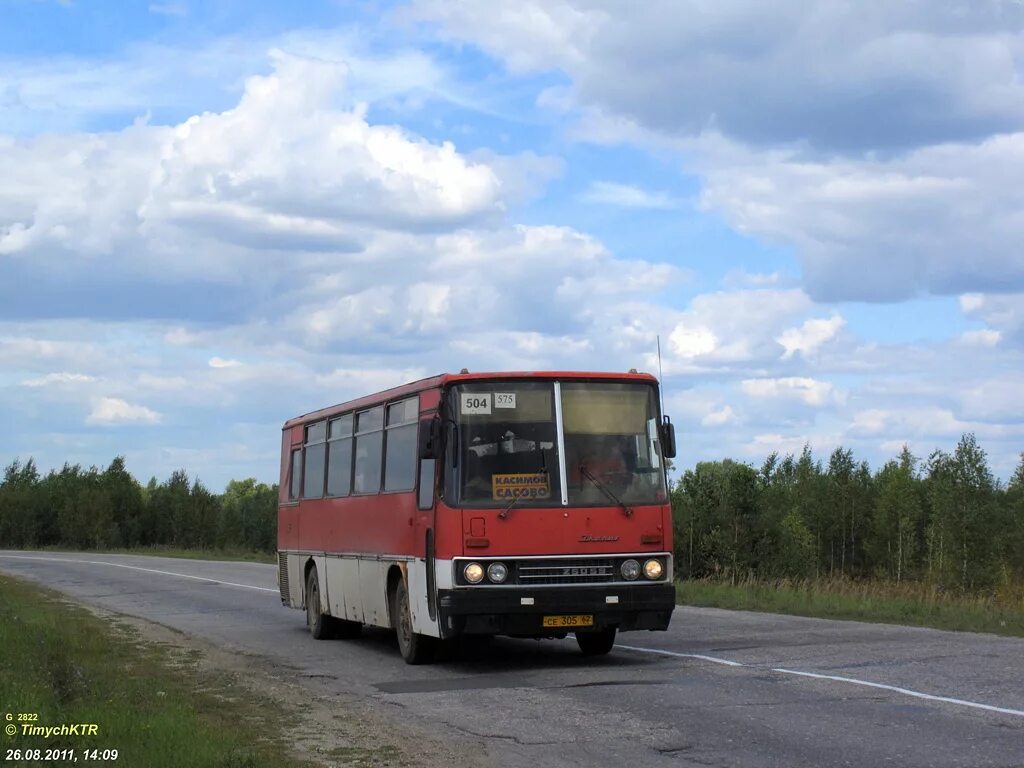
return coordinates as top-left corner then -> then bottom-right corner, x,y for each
542,614 -> 594,628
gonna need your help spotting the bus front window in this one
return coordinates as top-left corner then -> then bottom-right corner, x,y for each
561,382 -> 667,505
451,383 -> 560,507
450,380 -> 667,508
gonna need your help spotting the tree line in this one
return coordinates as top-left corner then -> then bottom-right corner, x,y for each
0,457 -> 276,553
2,433 -> 1023,593
673,434 -> 1024,592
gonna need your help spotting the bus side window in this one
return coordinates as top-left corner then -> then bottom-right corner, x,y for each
384,397 -> 418,492
354,406 -> 385,494
303,421 -> 327,499
327,414 -> 354,497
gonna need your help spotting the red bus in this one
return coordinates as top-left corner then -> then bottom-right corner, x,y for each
278,370 -> 677,664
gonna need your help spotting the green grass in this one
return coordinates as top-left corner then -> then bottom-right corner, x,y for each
31,545 -> 276,564
677,577 -> 1024,638
0,575 -> 306,767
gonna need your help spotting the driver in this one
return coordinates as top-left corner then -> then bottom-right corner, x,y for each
571,435 -> 630,502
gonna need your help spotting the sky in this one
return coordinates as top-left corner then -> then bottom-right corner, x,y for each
2,0 -> 1023,489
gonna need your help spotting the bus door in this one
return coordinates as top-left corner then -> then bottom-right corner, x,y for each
416,415 -> 440,621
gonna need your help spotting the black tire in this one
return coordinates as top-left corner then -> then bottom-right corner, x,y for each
576,628 -> 617,656
306,568 -> 331,640
392,578 -> 437,665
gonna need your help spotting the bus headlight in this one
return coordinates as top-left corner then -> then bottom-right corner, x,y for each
487,562 -> 508,583
464,562 -> 485,584
643,559 -> 664,580
620,559 -> 640,581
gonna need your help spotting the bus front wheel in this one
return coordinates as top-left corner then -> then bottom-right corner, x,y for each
576,628 -> 616,656
391,578 -> 437,665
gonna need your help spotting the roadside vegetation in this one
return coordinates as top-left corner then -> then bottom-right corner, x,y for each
0,574 -> 311,768
677,577 -> 1024,637
2,433 -> 1023,635
0,459 -> 277,555
672,434 -> 1024,634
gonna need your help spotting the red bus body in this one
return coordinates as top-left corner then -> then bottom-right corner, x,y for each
278,371 -> 676,662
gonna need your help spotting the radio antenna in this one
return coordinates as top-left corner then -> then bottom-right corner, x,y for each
656,334 -> 665,415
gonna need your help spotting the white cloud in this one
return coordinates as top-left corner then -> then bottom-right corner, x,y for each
0,336 -> 107,369
669,326 -> 717,359
408,1 -> 1024,152
401,0 -> 596,75
879,439 -> 915,456
743,432 -> 841,460
407,1 -> 1024,301
701,405 -> 737,427
470,149 -> 564,206
581,181 -> 680,209
850,409 -> 891,437
847,406 -> 1024,445
5,15 -> 1024,485
0,51 -> 503,285
21,372 -> 96,387
696,133 -> 1024,300
959,375 -> 1024,424
959,294 -> 987,313
776,314 -> 845,359
959,292 -> 1024,347
313,366 -> 431,395
86,397 -> 161,426
723,270 -> 781,288
0,28 -> 451,136
208,357 -> 242,369
741,377 -> 842,407
661,289 -> 813,370
957,329 -> 1001,347
137,373 -> 189,391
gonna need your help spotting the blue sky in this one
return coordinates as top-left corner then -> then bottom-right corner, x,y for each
2,0 -> 1023,488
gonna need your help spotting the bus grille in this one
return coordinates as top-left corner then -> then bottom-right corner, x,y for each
517,558 -> 616,585
278,553 -> 289,603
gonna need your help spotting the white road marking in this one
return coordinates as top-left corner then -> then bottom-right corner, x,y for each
616,642 -> 1024,719
0,554 -> 278,593
615,643 -> 744,667
771,667 -> 1024,718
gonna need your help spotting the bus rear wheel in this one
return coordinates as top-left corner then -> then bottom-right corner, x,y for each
306,568 -> 331,640
391,578 -> 437,665
576,628 -> 617,656
306,567 -> 362,640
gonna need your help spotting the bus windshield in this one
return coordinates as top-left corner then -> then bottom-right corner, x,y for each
450,380 -> 667,508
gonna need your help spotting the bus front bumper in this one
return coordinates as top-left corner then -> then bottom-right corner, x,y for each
436,583 -> 675,637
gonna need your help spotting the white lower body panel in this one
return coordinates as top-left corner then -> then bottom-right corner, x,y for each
278,550 -> 444,639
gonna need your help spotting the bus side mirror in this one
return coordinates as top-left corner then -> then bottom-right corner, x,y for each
660,416 -> 677,459
418,417 -> 441,459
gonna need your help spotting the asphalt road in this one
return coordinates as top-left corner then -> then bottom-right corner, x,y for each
1,551 -> 1021,768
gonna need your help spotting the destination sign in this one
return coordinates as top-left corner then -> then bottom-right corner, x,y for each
491,472 -> 550,501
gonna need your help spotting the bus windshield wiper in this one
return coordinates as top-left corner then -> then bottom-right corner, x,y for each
579,464 -> 633,518
498,492 -> 520,520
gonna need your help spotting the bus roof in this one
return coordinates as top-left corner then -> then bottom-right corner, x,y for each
282,370 -> 659,429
